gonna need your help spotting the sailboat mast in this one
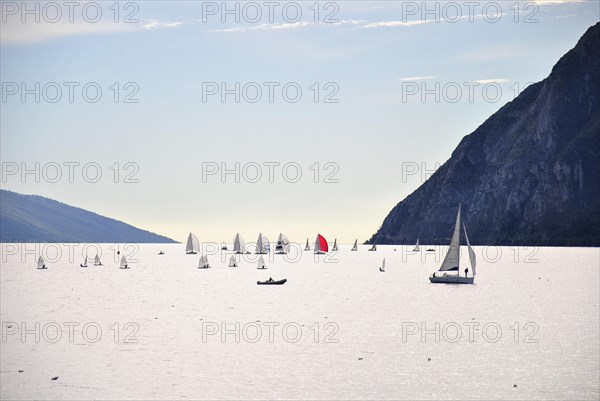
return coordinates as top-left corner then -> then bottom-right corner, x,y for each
457,204 -> 462,272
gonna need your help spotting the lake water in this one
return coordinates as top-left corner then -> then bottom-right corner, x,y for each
1,243 -> 598,400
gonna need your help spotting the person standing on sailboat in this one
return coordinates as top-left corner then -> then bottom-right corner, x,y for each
465,267 -> 469,277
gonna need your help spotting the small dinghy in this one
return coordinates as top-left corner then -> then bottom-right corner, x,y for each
93,254 -> 102,266
37,256 -> 47,270
413,239 -> 420,252
257,255 -> 267,269
427,248 -> 435,252
332,239 -> 338,251
304,238 -> 310,251
351,239 -> 358,251
228,255 -> 238,267
119,256 -> 129,269
257,278 -> 287,285
369,243 -> 377,251
80,257 -> 88,267
221,243 -> 228,250
198,255 -> 211,269
186,232 -> 200,254
158,251 -> 164,255
379,258 -> 386,272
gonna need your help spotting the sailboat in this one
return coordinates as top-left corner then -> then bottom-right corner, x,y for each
274,233 -> 290,254
314,234 -> 328,254
228,255 -> 238,267
119,256 -> 129,269
93,254 -> 102,266
379,258 -> 386,272
369,243 -> 377,251
304,238 -> 310,251
221,242 -> 228,250
332,239 -> 338,251
233,233 -> 247,254
80,256 -> 88,267
351,239 -> 358,251
255,233 -> 270,254
429,204 -> 476,284
186,232 -> 200,254
257,255 -> 267,269
37,256 -> 46,269
413,239 -> 420,252
198,255 -> 211,269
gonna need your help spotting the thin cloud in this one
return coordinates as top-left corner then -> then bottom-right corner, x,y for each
470,78 -> 511,84
143,20 -> 184,30
361,20 -> 431,29
211,19 -> 363,33
398,76 -> 437,81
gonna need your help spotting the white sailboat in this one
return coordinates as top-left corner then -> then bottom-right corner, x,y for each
304,238 -> 310,251
93,254 -> 102,266
314,234 -> 328,254
351,239 -> 358,251
119,256 -> 129,269
228,255 -> 238,267
198,255 -> 210,269
429,204 -> 476,284
369,243 -> 377,251
221,242 -> 228,250
413,239 -> 420,252
379,258 -> 386,272
37,256 -> 46,269
80,256 -> 88,267
274,233 -> 290,254
255,233 -> 270,254
186,232 -> 200,254
332,239 -> 338,251
233,233 -> 247,254
257,255 -> 266,269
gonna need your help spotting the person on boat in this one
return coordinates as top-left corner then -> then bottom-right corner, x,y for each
268,277 -> 273,282
464,268 -> 469,277
432,272 -> 436,278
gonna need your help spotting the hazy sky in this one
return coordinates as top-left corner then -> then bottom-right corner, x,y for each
1,0 -> 598,243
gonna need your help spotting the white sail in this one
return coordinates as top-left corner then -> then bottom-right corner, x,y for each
120,256 -> 128,268
370,244 -> 377,251
304,238 -> 310,251
439,205 -> 462,272
464,223 -> 476,276
228,255 -> 237,267
256,233 -> 270,254
332,239 -> 338,251
382,258 -> 386,270
94,254 -> 101,265
37,256 -> 45,269
233,233 -> 246,254
258,255 -> 265,268
186,232 -> 200,254
81,257 -> 88,267
275,233 -> 290,254
413,239 -> 420,252
351,239 -> 358,251
314,236 -> 321,253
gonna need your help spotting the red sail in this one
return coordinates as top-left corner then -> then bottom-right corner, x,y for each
317,234 -> 329,252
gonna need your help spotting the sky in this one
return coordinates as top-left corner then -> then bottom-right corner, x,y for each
1,0 -> 598,244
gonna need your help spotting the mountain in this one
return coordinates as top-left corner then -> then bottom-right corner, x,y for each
369,23 -> 600,247
0,190 -> 177,243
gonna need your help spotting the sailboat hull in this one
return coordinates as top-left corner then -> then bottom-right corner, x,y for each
429,275 -> 474,284
186,251 -> 197,255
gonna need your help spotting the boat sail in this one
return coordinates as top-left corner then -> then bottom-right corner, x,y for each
198,255 -> 210,269
80,257 -> 88,267
257,255 -> 266,269
119,256 -> 129,269
314,234 -> 328,254
37,256 -> 46,269
255,233 -> 270,254
379,258 -> 386,272
369,243 -> 377,251
413,239 -> 420,252
93,254 -> 102,266
351,239 -> 358,251
274,233 -> 290,254
186,232 -> 200,254
233,233 -> 246,254
429,204 -> 476,284
332,239 -> 338,251
304,238 -> 310,251
228,255 -> 238,267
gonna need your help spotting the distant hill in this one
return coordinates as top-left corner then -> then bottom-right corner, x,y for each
0,190 -> 177,243
369,22 -> 600,246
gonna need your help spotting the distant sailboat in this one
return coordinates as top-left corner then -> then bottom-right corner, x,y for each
228,255 -> 238,267
221,243 -> 228,250
369,243 -> 377,251
186,232 -> 200,254
233,233 -> 247,254
257,255 -> 266,269
80,256 -> 88,267
119,256 -> 129,269
255,233 -> 270,254
351,239 -> 358,251
93,254 -> 102,266
429,204 -> 476,284
332,239 -> 338,251
413,239 -> 420,252
274,233 -> 290,254
304,238 -> 310,251
198,255 -> 211,269
379,258 -> 386,272
314,234 -> 328,254
37,256 -> 46,269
